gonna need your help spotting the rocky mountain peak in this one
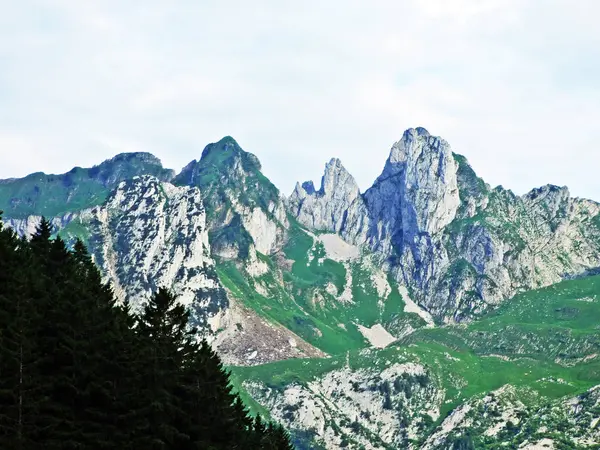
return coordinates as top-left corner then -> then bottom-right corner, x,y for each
524,184 -> 569,202
175,136 -> 266,189
320,158 -> 360,197
300,181 -> 316,195
102,151 -> 164,167
174,137 -> 287,258
91,152 -> 175,186
199,136 -> 262,174
290,158 -> 358,200
414,126 -> 430,136
383,127 -> 450,180
288,157 -> 369,242
365,128 -> 460,250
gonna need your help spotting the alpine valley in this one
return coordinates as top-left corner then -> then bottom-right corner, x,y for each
2,127 -> 599,449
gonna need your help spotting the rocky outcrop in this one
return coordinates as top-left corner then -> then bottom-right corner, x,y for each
81,176 -> 226,326
288,158 -> 369,244
2,130 -> 600,448
3,210 -> 92,239
422,384 -> 600,449
6,175 -> 227,328
244,361 -> 441,450
364,127 -> 460,254
438,183 -> 600,320
175,136 -> 288,259
288,127 -> 600,322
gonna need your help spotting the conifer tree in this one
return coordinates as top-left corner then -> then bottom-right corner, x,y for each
135,287 -> 198,448
0,216 -> 295,450
0,216 -> 37,448
178,340 -> 253,449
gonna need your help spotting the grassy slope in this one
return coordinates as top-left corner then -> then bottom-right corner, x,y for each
233,341 -> 599,419
0,154 -> 172,219
217,219 -> 425,355
229,269 -> 600,439
0,169 -> 110,219
402,274 -> 600,363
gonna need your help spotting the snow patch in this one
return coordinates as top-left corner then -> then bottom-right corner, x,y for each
317,233 -> 360,261
399,286 -> 435,327
370,267 -> 391,299
356,323 -> 396,348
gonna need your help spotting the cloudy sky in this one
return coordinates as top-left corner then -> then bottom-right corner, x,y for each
1,0 -> 599,199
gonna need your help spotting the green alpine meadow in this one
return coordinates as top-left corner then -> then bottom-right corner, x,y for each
1,129 -> 599,449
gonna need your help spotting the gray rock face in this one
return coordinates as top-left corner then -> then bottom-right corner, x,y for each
6,175 -> 227,327
362,128 -> 461,307
3,211 -> 90,239
288,127 -> 600,322
84,176 -> 227,325
245,361 -> 440,450
288,158 -> 369,244
365,127 -> 460,251
422,384 -> 600,449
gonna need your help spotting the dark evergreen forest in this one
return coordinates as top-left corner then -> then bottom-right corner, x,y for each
0,215 -> 293,449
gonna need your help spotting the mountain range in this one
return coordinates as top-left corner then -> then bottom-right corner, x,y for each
1,127 -> 599,449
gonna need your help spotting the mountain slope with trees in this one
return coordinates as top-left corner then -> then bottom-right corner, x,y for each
1,128 -> 599,448
0,215 -> 293,449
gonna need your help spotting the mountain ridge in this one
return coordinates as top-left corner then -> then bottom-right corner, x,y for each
3,129 -> 600,324
1,128 -> 599,448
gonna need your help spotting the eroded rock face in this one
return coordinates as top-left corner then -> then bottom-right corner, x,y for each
3,211 -> 92,239
7,175 -> 228,328
288,127 -> 600,322
364,127 -> 460,253
422,384 -> 600,450
244,362 -> 441,450
288,158 -> 369,244
84,176 -> 227,326
175,136 -> 288,259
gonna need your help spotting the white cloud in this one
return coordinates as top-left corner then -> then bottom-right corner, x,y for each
0,0 -> 599,200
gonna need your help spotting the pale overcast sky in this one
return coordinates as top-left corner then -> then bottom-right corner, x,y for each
1,0 -> 599,199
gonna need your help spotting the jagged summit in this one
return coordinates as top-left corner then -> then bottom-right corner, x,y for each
4,126 -> 600,324
175,136 -> 266,189
291,158 -> 356,198
525,183 -> 568,198
216,135 -> 239,145
200,136 -> 240,158
288,156 -> 367,242
2,125 -> 600,449
383,127 -> 449,175
401,126 -> 430,139
174,137 -> 274,195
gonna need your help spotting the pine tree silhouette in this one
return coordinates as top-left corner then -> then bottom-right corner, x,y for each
0,216 -> 295,449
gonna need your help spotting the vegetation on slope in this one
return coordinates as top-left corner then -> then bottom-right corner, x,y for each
217,219 -> 426,356
0,153 -> 173,219
402,274 -> 600,363
230,261 -> 600,448
0,215 -> 293,449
